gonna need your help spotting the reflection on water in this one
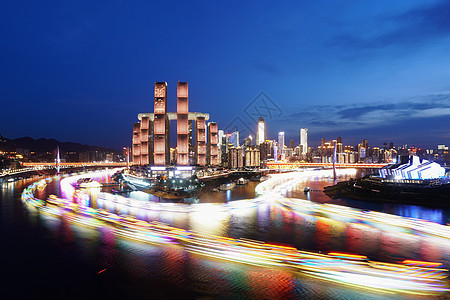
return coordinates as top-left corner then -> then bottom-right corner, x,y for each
284,170 -> 449,225
390,204 -> 444,224
189,205 -> 229,236
100,171 -> 450,270
4,173 -> 450,299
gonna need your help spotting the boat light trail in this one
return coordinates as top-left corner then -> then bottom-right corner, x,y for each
19,170 -> 450,296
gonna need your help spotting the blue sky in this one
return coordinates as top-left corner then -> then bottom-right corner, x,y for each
1,0 -> 450,149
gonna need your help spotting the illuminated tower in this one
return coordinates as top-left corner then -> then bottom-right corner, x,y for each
132,122 -> 141,165
256,117 -> 265,145
230,131 -> 239,147
207,122 -> 219,166
278,132 -> 285,152
217,129 -> 224,164
153,82 -> 169,165
56,145 -> 60,174
133,81 -> 215,166
300,128 -> 308,154
177,82 -> 189,165
196,116 -> 206,165
336,136 -> 343,153
140,116 -> 153,165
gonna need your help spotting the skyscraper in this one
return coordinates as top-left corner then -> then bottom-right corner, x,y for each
336,136 -> 343,153
195,116 -> 206,165
207,122 -> 219,166
228,146 -> 243,169
140,116 -> 152,165
132,82 -> 217,166
153,82 -> 169,165
362,139 -> 369,149
300,128 -> 308,154
256,117 -> 265,145
177,82 -> 189,165
230,131 -> 239,147
278,132 -> 285,157
244,135 -> 253,148
132,122 -> 141,165
217,129 -> 224,164
278,132 -> 285,148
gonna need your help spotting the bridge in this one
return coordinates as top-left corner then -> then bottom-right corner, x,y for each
22,162 -> 128,168
0,162 -> 127,183
266,162 -> 388,170
2,161 -> 386,183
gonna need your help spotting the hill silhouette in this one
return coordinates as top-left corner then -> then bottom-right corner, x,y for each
0,135 -> 119,153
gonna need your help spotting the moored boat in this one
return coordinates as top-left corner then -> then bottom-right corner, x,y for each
324,155 -> 450,207
236,178 -> 248,185
219,182 -> 236,191
114,166 -> 201,200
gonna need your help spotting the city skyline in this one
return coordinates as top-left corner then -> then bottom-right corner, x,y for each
2,1 -> 450,149
2,2 -> 450,298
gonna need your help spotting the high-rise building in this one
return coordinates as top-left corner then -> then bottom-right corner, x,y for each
362,139 -> 369,150
139,116 -> 153,165
132,122 -> 141,165
133,82 -> 217,167
294,145 -> 301,157
278,132 -> 285,155
274,144 -> 278,162
177,82 -> 189,165
244,146 -> 260,167
256,117 -> 265,145
278,132 -> 285,147
260,140 -> 273,162
243,135 -> 253,148
207,122 -> 219,166
195,116 -> 206,165
188,120 -> 194,164
228,146 -> 244,169
336,136 -> 343,154
122,147 -> 130,167
219,133 -> 231,167
289,139 -> 295,149
217,129 -> 224,165
153,82 -> 169,165
230,131 -> 239,147
300,128 -> 308,154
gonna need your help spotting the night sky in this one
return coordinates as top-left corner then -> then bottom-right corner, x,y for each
2,1 -> 450,150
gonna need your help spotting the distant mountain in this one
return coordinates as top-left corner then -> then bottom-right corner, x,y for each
0,136 -> 119,153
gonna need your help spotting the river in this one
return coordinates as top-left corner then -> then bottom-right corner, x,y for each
1,169 -> 449,299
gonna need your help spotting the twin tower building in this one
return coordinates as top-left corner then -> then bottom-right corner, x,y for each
132,82 -> 219,166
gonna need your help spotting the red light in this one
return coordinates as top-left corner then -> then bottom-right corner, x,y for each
328,252 -> 367,260
402,260 -> 442,267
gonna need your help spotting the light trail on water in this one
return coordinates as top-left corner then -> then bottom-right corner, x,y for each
20,169 -> 450,296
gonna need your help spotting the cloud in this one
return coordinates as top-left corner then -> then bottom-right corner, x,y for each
328,1 -> 450,51
270,93 -> 450,148
336,99 -> 450,120
278,93 -> 450,135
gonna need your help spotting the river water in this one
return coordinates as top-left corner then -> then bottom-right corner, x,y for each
1,170 -> 449,299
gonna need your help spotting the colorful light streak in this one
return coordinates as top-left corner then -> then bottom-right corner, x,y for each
19,170 -> 450,295
257,169 -> 450,240
276,197 -> 450,239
